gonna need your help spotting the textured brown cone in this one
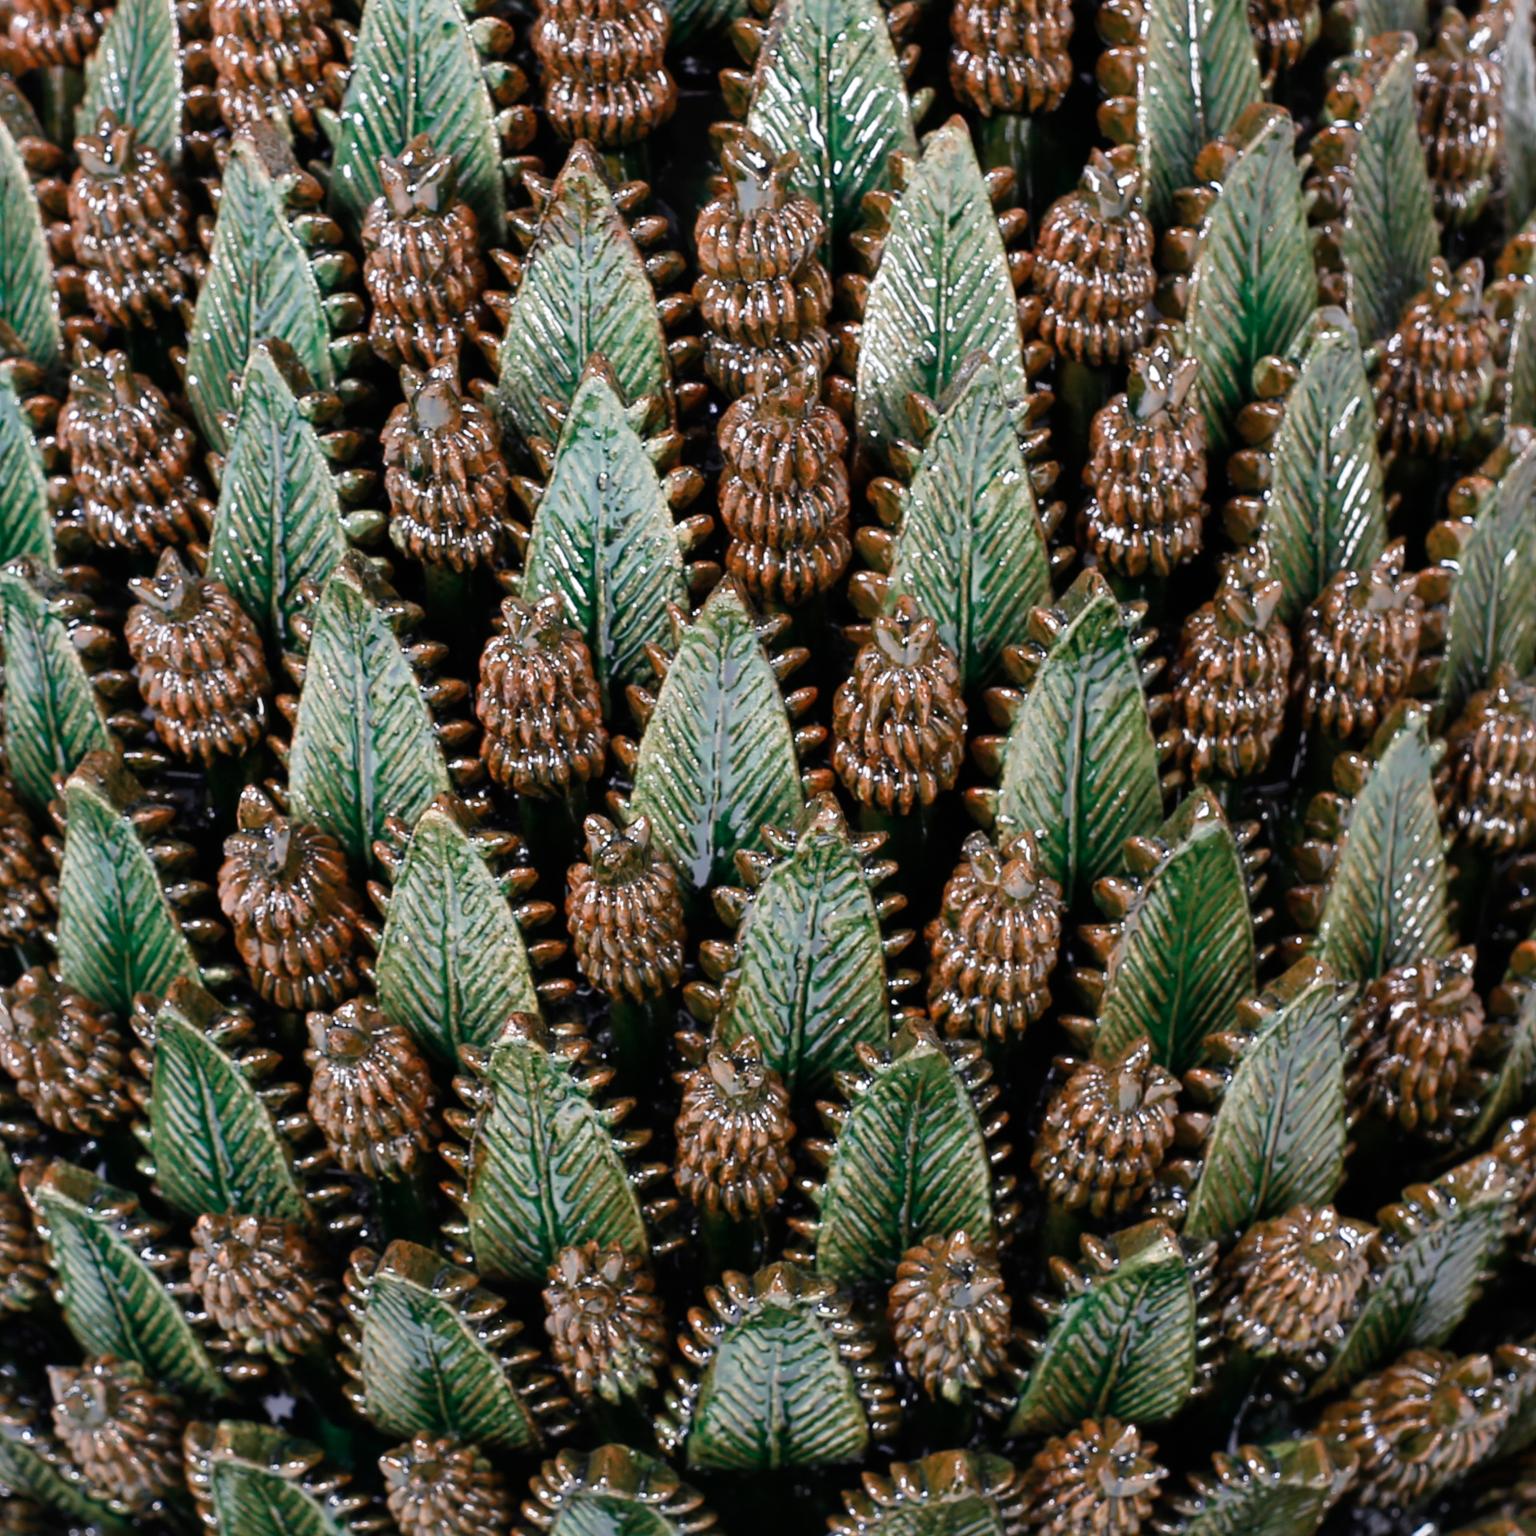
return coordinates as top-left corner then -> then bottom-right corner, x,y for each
1246,0 -> 1317,80
1020,1418 -> 1166,1534
949,0 -> 1074,116
48,1356 -> 182,1514
531,0 -> 676,148
1439,666 -> 1536,852
0,776 -> 51,947
210,0 -> 341,137
6,0 -> 107,69
1415,7 -> 1503,229
380,1433 -> 511,1536
887,1229 -> 1011,1403
0,1184 -> 48,1315
542,1240 -> 668,1404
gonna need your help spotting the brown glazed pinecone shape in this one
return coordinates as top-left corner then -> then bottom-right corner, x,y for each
1079,331 -> 1207,578
542,1240 -> 668,1404
362,135 -> 486,371
0,1182 -> 48,1315
565,813 -> 685,1003
475,593 -> 608,799
832,596 -> 967,816
0,967 -> 134,1136
1415,7 -> 1503,229
926,827 -> 1064,1042
68,110 -> 202,329
531,0 -> 676,149
694,133 -> 833,401
218,786 -> 369,1013
48,1356 -> 182,1515
716,365 -> 850,607
381,1433 -> 511,1536
59,339 -> 213,554
6,0 -> 107,69
124,549 -> 270,766
0,777 -> 51,947
887,1229 -> 1011,1403
1020,1418 -> 1167,1534
1032,148 -> 1156,368
210,0 -> 342,137
949,0 -> 1074,117
1031,1039 -> 1179,1218
1246,0 -> 1318,82
1439,665 -> 1536,852
673,1034 -> 795,1221
189,1212 -> 340,1362
1297,541 -> 1424,743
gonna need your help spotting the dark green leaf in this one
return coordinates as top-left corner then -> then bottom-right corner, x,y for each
523,1446 -> 716,1535
1169,1437 -> 1352,1536
78,0 -> 181,163
0,120 -> 60,370
0,1414 -> 132,1532
668,0 -> 746,42
185,1422 -> 363,1536
1501,0 -> 1536,227
0,373 -> 53,569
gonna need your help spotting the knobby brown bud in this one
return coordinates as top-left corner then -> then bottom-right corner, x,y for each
475,594 -> 608,798
305,997 -> 435,1178
218,787 -> 368,1012
542,1240 -> 668,1404
1439,666 -> 1536,852
531,0 -> 676,148
362,136 -> 486,370
673,1035 -> 795,1220
1080,334 -> 1207,577
189,1212 -> 340,1361
717,368 -> 850,606
887,1230 -> 1011,1403
48,1356 -> 182,1514
0,777 -> 51,947
949,0 -> 1074,116
210,0 -> 342,137
1033,149 -> 1156,367
0,967 -> 133,1136
1415,7 -> 1503,229
1247,0 -> 1317,80
7,0 -> 107,69
1032,1040 -> 1179,1218
59,340 -> 213,554
926,828 -> 1064,1042
381,1434 -> 511,1536
1020,1418 -> 1167,1534
565,814 -> 685,1003
382,357 -> 515,572
833,597 -> 967,816
0,1184 -> 48,1314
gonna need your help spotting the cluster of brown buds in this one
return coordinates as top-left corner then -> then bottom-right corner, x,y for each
949,0 -> 1075,117
1414,7 -> 1503,229
531,0 -> 676,149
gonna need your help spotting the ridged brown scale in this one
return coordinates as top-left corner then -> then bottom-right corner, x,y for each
1415,8 -> 1503,229
362,136 -> 486,371
6,0 -> 107,69
210,0 -> 342,137
380,1434 -> 511,1536
0,1183 -> 48,1315
1439,666 -> 1536,852
1246,0 -> 1318,81
0,777 -> 51,947
886,1230 -> 1011,1403
531,0 -> 676,149
949,0 -> 1074,116
58,340 -> 213,554
48,1356 -> 182,1514
542,1240 -> 668,1403
1019,1418 -> 1166,1534
0,967 -> 134,1136
218,787 -> 369,1013
717,368 -> 850,606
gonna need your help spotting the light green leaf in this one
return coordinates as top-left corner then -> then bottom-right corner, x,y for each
208,342 -> 347,647
1501,0 -> 1536,227
496,142 -> 668,445
375,798 -> 540,1064
0,1409 -> 132,1532
0,373 -> 53,569
629,583 -> 803,890
742,0 -> 916,254
186,1422 -> 360,1536
668,0 -> 746,42
1491,245 -> 1536,435
287,558 -> 452,866
823,1452 -> 1020,1535
1169,1437 -> 1352,1536
521,367 -> 687,699
186,135 -> 334,453
78,0 -> 181,163
0,120 -> 60,370
1339,0 -> 1426,41
327,0 -> 503,241
526,1446 -> 716,1535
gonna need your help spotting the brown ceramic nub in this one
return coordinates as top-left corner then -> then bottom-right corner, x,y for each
1079,332 -> 1207,578
673,1035 -> 795,1221
48,1357 -> 181,1515
189,1212 -> 339,1362
1020,1418 -> 1166,1534
59,340 -> 213,554
305,997 -> 435,1178
0,967 -> 133,1136
717,367 -> 850,607
1347,947 -> 1485,1140
1439,666 -> 1536,852
926,828 -> 1064,1043
67,111 -> 202,330
531,0 -> 676,148
0,1181 -> 48,1315
565,813 -> 685,1003
1032,1040 -> 1179,1219
362,136 -> 486,371
6,0 -> 107,69
1246,0 -> 1317,81
1171,548 -> 1292,781
382,355 -> 515,573
381,1434 -> 511,1536
832,597 -> 967,817
1298,542 -> 1424,742
950,0 -> 1074,115
218,786 -> 370,1013
1375,257 -> 1494,461
694,133 -> 833,401
210,0 -> 341,137
125,549 -> 270,766
886,1229 -> 1011,1403
1032,149 -> 1156,368
542,1240 -> 668,1403
0,777 -> 51,947
1415,7 -> 1503,229
1318,1348 -> 1510,1509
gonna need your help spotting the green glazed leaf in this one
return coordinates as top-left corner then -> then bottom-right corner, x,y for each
1493,245 -> 1536,435
1502,0 -> 1536,227
1170,1437 -> 1352,1536
0,120 -> 60,370
208,342 -> 348,647
186,1422 -> 361,1536
628,584 -> 803,890
525,1446 -> 716,1535
669,0 -> 746,42
375,798 -> 541,1064
1339,0 -> 1426,41
1092,790 -> 1257,1075
1184,960 -> 1351,1245
994,570 -> 1162,907
521,368 -> 688,699
287,559 -> 452,866
78,0 -> 181,163
0,373 -> 53,568
327,0 -> 503,241
186,136 -> 334,453
824,1452 -> 1021,1535
0,1412 -> 132,1532
496,143 -> 668,445
856,120 -> 1030,467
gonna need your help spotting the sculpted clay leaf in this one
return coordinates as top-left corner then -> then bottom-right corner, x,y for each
0,373 -> 52,569
78,0 -> 181,163
0,120 -> 60,370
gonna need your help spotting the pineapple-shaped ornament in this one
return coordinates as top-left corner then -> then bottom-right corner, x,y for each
209,0 -> 344,137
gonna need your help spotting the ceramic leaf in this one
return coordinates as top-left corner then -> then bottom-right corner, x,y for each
521,1446 -> 718,1535
826,1452 -> 1022,1535
1502,0 -> 1536,227
669,0 -> 746,42
78,0 -> 181,163
1168,1437 -> 1353,1536
0,373 -> 53,569
1488,236 -> 1536,434
0,121 -> 60,370
0,1413 -> 133,1532
1471,939 -> 1536,1142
